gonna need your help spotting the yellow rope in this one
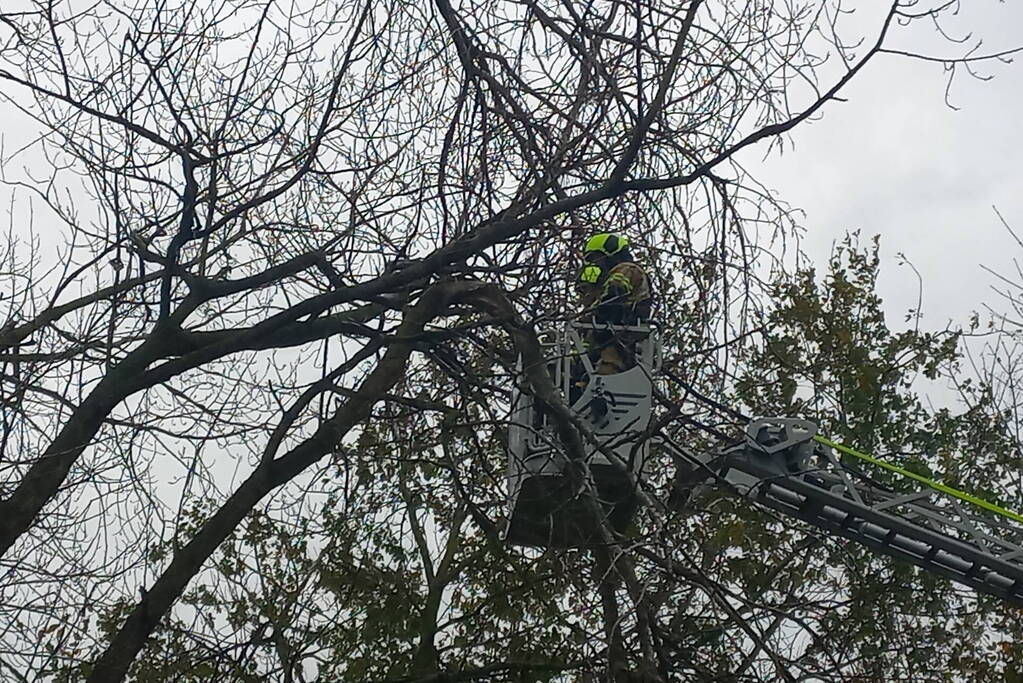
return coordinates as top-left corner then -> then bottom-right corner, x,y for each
813,435 -> 1023,526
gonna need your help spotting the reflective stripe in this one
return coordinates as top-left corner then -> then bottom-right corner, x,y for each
604,271 -> 633,293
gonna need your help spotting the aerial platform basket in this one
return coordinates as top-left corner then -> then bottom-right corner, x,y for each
505,320 -> 659,548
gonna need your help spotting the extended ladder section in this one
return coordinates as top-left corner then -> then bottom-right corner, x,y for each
686,419 -> 1023,606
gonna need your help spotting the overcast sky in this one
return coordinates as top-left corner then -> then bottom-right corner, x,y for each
2,2 -> 1020,335
750,2 -> 1023,334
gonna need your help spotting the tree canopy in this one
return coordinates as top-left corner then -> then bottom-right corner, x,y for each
0,1 -> 1021,680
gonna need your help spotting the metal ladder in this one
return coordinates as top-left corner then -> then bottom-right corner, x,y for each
680,418 -> 1023,606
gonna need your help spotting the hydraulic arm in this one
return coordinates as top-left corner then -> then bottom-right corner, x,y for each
504,321 -> 1023,606
681,418 -> 1023,606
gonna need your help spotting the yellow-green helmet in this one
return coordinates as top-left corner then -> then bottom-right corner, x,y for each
583,233 -> 629,261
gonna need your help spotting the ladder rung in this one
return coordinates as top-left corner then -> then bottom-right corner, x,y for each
839,512 -> 861,530
725,459 -> 1023,607
964,562 -> 985,580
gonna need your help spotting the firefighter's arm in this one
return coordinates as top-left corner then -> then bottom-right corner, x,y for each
602,267 -> 634,301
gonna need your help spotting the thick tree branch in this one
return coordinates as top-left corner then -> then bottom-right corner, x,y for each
87,279 -> 492,682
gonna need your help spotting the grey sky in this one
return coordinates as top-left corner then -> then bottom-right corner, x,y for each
2,2 -> 1020,333
751,2 -> 1023,333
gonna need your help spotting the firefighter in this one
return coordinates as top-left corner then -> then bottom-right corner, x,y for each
575,232 -> 652,375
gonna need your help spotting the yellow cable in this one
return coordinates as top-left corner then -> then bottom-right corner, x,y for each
813,435 -> 1023,526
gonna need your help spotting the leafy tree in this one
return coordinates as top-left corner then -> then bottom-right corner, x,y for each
704,234 -> 1023,680
0,1 -> 1020,681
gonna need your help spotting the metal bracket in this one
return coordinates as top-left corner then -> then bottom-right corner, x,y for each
745,417 -> 818,455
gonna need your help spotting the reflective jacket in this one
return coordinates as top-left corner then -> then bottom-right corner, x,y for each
577,261 -> 652,321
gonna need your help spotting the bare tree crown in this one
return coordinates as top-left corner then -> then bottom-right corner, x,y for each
1,1 -> 1020,680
